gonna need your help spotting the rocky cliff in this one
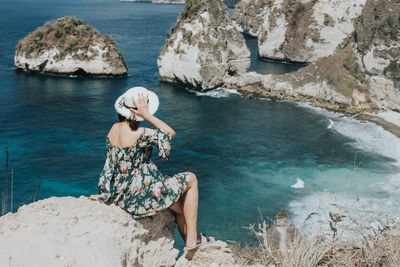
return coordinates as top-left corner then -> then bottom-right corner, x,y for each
354,0 -> 400,111
157,0 -> 250,91
14,16 -> 127,78
232,0 -> 273,37
224,42 -> 375,113
227,0 -> 399,114
232,0 -> 367,63
0,197 -> 238,267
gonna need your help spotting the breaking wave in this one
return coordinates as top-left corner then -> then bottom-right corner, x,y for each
288,102 -> 400,237
195,88 -> 242,98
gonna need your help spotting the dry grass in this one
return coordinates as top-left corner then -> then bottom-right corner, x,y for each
1,148 -> 42,216
1,147 -> 10,216
231,217 -> 400,266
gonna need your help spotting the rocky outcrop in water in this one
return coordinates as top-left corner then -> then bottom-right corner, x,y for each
226,0 -> 399,114
14,16 -> 127,78
232,0 -> 367,63
157,0 -> 250,91
0,196 -> 237,267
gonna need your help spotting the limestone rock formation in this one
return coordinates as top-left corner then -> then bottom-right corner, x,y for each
232,0 -> 366,63
224,44 -> 375,114
157,0 -> 250,91
14,16 -> 127,78
226,0 -> 399,114
266,210 -> 298,251
354,0 -> 400,111
176,241 -> 238,267
0,197 -> 177,267
0,196 -> 241,267
232,0 -> 272,37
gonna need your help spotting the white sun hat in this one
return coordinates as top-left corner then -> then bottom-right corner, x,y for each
114,86 -> 159,121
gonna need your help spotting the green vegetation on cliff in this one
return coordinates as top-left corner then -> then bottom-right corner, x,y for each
15,16 -> 125,67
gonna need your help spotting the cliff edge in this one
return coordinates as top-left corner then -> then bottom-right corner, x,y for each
0,196 -> 237,267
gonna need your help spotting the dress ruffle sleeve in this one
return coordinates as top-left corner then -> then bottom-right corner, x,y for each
139,128 -> 172,160
98,142 -> 115,203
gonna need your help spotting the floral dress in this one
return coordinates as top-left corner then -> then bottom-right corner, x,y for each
97,127 -> 189,219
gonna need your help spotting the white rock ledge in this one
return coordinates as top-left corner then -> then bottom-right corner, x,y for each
0,197 -> 178,267
0,196 -> 238,267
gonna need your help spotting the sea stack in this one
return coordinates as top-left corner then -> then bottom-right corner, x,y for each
157,0 -> 250,91
232,0 -> 367,63
14,16 -> 127,78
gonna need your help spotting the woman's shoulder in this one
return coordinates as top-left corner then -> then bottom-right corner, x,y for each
108,123 -> 121,137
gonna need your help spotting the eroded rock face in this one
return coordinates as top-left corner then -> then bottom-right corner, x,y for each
232,0 -> 273,37
14,16 -> 127,78
158,0 -> 250,91
224,43 -> 376,113
226,0 -> 399,113
232,0 -> 366,63
0,197 -> 177,267
354,0 -> 400,111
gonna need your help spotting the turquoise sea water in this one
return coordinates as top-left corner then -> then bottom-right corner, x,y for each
1,0 -> 400,249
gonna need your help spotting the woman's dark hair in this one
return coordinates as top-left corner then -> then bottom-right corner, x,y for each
118,114 -> 140,131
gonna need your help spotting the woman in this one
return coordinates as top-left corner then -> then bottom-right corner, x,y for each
89,86 -> 214,251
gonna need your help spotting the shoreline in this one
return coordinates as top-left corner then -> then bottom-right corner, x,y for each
357,111 -> 400,139
236,88 -> 400,139
199,86 -> 400,138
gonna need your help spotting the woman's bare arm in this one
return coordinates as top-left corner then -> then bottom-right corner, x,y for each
131,93 -> 176,138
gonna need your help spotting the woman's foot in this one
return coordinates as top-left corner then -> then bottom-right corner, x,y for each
184,233 -> 215,251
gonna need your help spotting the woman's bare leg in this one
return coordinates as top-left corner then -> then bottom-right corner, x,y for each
169,198 -> 187,242
170,172 -> 214,247
169,172 -> 198,246
182,172 -> 198,247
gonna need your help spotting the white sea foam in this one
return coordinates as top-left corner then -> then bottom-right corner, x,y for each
293,102 -> 400,164
291,177 -> 305,189
327,119 -> 334,129
288,101 -> 400,237
195,88 -> 242,98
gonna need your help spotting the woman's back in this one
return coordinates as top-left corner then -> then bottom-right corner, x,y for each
108,122 -> 143,149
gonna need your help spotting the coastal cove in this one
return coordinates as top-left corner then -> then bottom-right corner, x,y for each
1,0 -> 400,253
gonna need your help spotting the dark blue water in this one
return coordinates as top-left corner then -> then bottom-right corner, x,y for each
245,37 -> 305,74
1,0 -> 399,249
